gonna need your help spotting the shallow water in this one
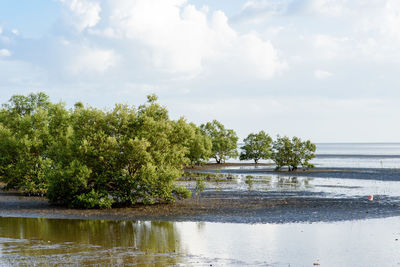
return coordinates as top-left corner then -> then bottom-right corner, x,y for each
181,173 -> 400,200
0,216 -> 399,266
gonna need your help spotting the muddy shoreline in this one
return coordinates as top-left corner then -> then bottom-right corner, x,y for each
1,166 -> 400,224
1,187 -> 400,223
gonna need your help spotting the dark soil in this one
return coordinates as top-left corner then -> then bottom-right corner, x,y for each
1,186 -> 399,224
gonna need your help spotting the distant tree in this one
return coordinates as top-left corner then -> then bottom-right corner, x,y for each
186,123 -> 212,166
272,136 -> 316,171
74,102 -> 84,109
240,130 -> 272,164
200,120 -> 238,164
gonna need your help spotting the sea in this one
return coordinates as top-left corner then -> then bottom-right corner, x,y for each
236,142 -> 400,168
314,142 -> 400,168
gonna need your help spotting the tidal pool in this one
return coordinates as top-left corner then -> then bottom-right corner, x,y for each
181,173 -> 400,200
0,216 -> 399,266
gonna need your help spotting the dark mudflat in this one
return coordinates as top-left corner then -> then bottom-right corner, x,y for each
0,188 -> 399,224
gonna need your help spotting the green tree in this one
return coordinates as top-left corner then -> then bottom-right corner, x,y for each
0,93 -> 67,195
0,92 -> 195,208
2,92 -> 50,116
200,120 -> 238,164
186,123 -> 212,166
47,96 -> 192,208
239,130 -> 272,164
271,136 -> 316,171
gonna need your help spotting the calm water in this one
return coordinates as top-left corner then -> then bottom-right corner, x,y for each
314,143 -> 400,168
0,216 -> 399,266
316,143 -> 400,156
181,174 -> 400,200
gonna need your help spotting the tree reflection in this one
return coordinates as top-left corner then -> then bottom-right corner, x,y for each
0,217 -> 184,266
275,176 -> 313,189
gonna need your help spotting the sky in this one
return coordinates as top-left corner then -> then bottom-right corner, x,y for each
1,0 -> 400,142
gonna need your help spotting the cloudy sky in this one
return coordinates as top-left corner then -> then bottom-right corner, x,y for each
1,0 -> 400,142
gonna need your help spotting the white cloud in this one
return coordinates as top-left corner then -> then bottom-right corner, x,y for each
314,69 -> 332,79
266,26 -> 285,35
232,33 -> 287,79
308,0 -> 349,17
0,27 -> 2,35
362,0 -> 400,43
11,29 -> 19,36
0,49 -> 11,57
65,46 -> 118,74
236,0 -> 292,24
59,0 -> 101,31
242,0 -> 290,14
104,0 -> 235,74
3,0 -> 400,142
91,0 -> 286,79
313,34 -> 350,60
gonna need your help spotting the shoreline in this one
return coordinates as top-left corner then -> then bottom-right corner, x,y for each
1,190 -> 399,224
186,164 -> 400,181
1,165 -> 400,224
1,166 -> 400,224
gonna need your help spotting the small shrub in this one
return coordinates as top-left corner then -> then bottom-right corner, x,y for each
245,175 -> 254,190
172,185 -> 192,200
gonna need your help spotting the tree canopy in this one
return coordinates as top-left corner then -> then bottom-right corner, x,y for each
186,123 -> 213,166
0,92 -> 318,209
271,135 -> 316,171
240,131 -> 273,164
0,92 -> 197,208
200,120 -> 238,164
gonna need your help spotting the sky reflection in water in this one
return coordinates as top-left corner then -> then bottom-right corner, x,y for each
0,216 -> 399,266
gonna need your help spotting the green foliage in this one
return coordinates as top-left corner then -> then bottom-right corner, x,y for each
245,175 -> 254,190
271,136 -> 316,171
0,92 -> 194,208
2,92 -> 50,116
73,189 -> 113,209
200,120 -> 238,164
0,93 -> 66,195
172,185 -> 192,199
240,130 -> 272,164
47,98 -> 192,208
46,160 -> 92,206
0,92 -> 318,208
186,123 -> 212,166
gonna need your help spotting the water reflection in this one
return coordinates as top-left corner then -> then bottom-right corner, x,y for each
0,217 -> 183,266
275,176 -> 312,190
180,175 -> 314,192
1,216 -> 400,266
